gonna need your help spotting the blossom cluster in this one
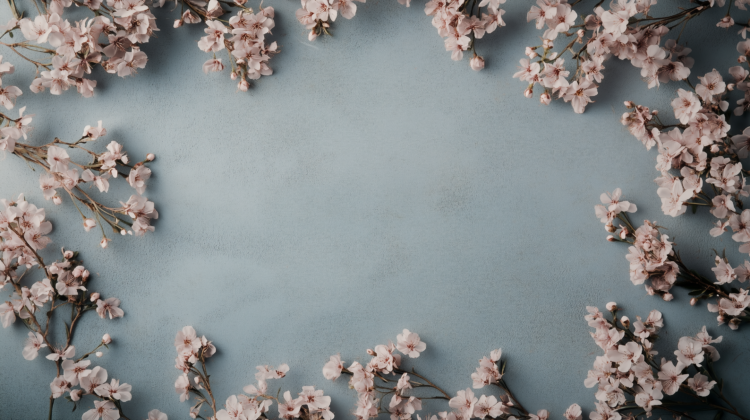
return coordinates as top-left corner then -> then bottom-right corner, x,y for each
0,196 -> 137,419
172,0 -> 277,91
595,189 -> 750,329
1,102 -> 158,246
4,0 -> 157,98
514,0 -> 717,113
297,0 -> 506,70
296,0 -> 366,41
322,329 -> 578,420
173,326 -> 332,420
583,303 -> 744,420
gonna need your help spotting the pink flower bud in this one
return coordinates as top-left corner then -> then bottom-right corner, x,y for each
605,302 -> 618,311
605,223 -> 615,233
645,286 -> 655,296
96,351 -> 103,358
540,92 -> 551,105
690,298 -> 698,306
620,316 -> 630,327
728,83 -> 735,91
470,56 -> 485,71
606,235 -> 615,242
52,196 -> 62,205
230,71 -> 238,80
576,29 -> 584,40
173,19 -> 183,28
239,79 -> 249,92
82,270 -> 90,280
524,85 -> 534,98
662,292 -> 674,301
543,39 -> 553,49
90,292 -> 100,302
100,238 -> 109,249
70,389 -> 82,401
308,29 -> 318,42
366,349 -> 376,356
619,229 -> 628,239
63,250 -> 74,259
120,229 -> 127,236
102,334 -> 112,344
624,101 -> 634,108
146,153 -> 155,161
740,55 -> 747,63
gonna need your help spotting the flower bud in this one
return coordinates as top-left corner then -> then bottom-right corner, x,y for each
645,286 -> 655,296
740,55 -> 747,63
83,218 -> 96,232
543,39 -> 553,49
525,47 -> 538,58
239,79 -> 249,92
605,302 -> 618,311
576,29 -> 584,40
308,29 -> 318,42
624,101 -> 634,108
52,196 -> 62,205
524,85 -> 533,98
230,71 -> 238,80
234,0 -> 247,4
100,238 -> 109,249
605,223 -> 615,233
540,91 -> 551,105
728,83 -> 735,91
619,228 -> 628,239
662,292 -> 674,301
366,349 -> 376,356
96,351 -> 103,358
146,153 -> 155,161
90,292 -> 100,302
651,109 -> 659,116
82,270 -> 90,280
690,297 -> 698,306
728,318 -> 740,330
194,376 -> 201,384
620,316 -> 630,327
606,235 -> 615,242
102,333 -> 112,344
470,55 -> 485,71
173,19 -> 183,28
120,229 -> 127,236
70,389 -> 82,401
63,250 -> 74,259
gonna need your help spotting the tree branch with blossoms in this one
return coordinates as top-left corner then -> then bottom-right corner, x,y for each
0,59 -> 158,247
595,189 -> 750,329
166,0 -> 278,92
512,0 -> 750,113
320,329 -> 577,420
584,302 -> 748,420
172,326 -> 335,420
1,0 -> 158,98
296,0 -> 507,71
0,196 -> 135,420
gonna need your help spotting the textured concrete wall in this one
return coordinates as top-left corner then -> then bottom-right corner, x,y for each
0,0 -> 748,418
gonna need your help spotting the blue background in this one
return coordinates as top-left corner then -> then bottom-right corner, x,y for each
0,0 -> 748,418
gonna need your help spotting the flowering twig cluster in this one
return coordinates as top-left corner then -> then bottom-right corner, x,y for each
296,0 -> 506,70
173,326 -> 333,420
3,0 -> 157,97
0,195 -> 134,420
0,74 -> 158,246
595,189 -> 750,329
321,329 -> 579,420
584,302 -> 747,420
169,0 -> 277,91
512,0 -> 748,113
